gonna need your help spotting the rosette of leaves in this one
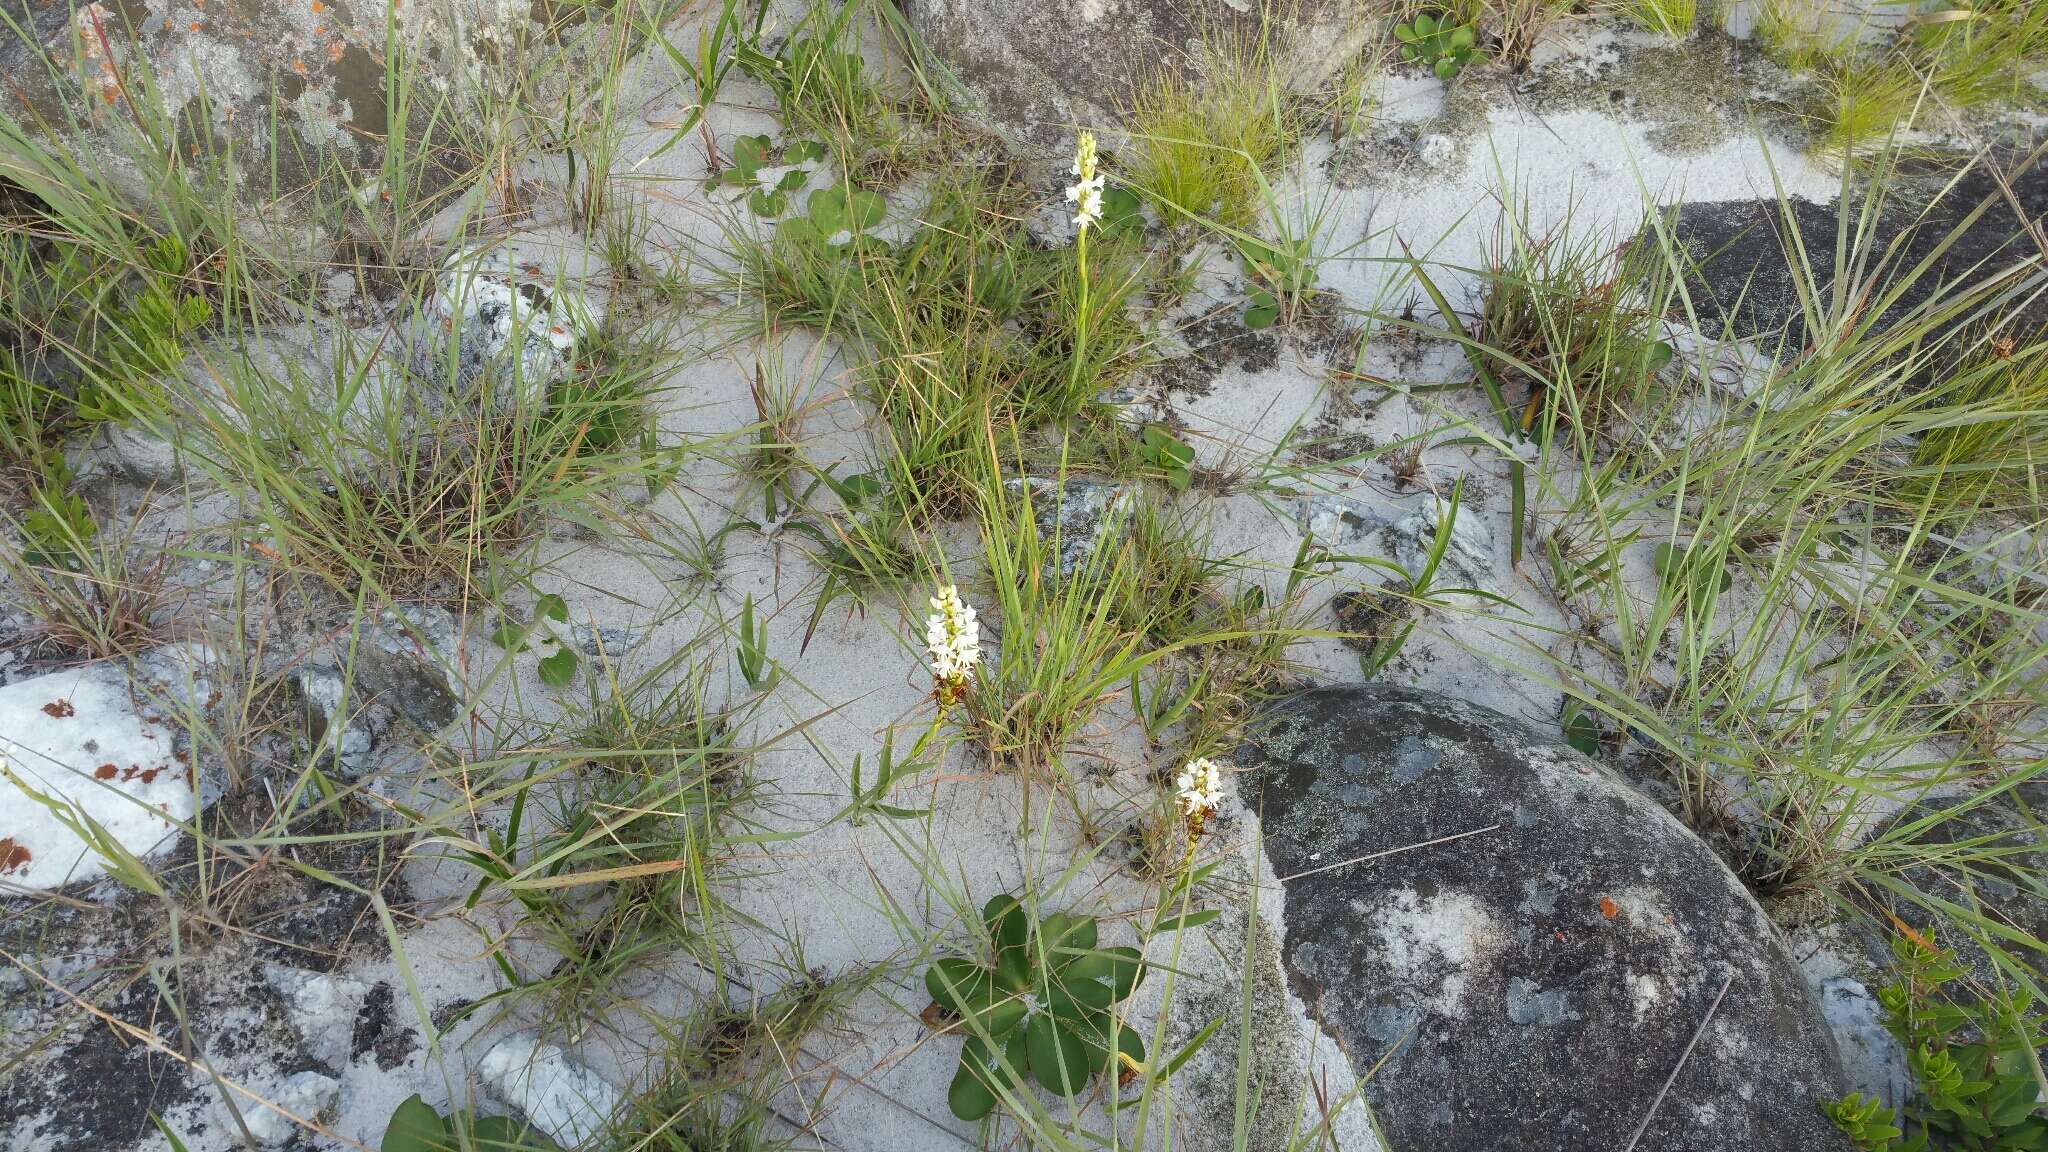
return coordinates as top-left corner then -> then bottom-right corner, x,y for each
491,592 -> 580,688
717,134 -> 828,218
779,185 -> 887,254
924,895 -> 1146,1121
1394,12 -> 1488,80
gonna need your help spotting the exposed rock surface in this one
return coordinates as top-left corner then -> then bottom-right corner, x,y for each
0,0 -> 582,212
0,644 -> 218,891
903,0 -> 1370,168
1239,684 -> 1853,1152
1664,159 -> 2048,346
1005,475 -> 1135,576
291,603 -> 465,775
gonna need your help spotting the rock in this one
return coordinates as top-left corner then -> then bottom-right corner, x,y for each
1660,160 -> 2048,347
289,603 -> 463,773
0,644 -> 219,892
1296,494 -> 1389,547
291,664 -> 383,779
1238,684 -> 1852,1152
1379,499 -> 1497,596
1817,976 -> 1909,1107
413,229 -> 609,412
479,1034 -> 620,1149
1414,132 -> 1457,168
570,623 -> 643,660
0,1 -> 584,217
64,421 -> 185,489
1004,476 -> 1136,576
263,965 -> 370,1070
903,0 -> 1370,170
238,1070 -> 339,1147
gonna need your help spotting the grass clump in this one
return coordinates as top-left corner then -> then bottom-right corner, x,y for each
0,472 -> 171,660
1904,335 -> 2047,518
1507,156 -> 2048,973
1602,0 -> 1696,39
730,165 -> 1149,513
1756,0 -> 2044,156
1123,34 -> 1297,231
176,313 -> 667,602
1477,208 -> 1677,436
440,661 -> 747,1037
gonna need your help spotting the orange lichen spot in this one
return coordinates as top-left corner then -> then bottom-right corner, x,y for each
94,764 -> 117,780
42,698 -> 75,719
189,20 -> 202,31
327,38 -> 344,63
0,839 -> 29,875
1598,896 -> 1619,920
310,0 -> 323,11
291,58 -> 307,74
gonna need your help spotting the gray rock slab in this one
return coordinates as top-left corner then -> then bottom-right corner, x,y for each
1238,684 -> 1853,1152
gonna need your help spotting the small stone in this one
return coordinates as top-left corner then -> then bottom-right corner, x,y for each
571,624 -> 644,659
263,965 -> 370,1069
1382,502 -> 1498,597
413,228 -> 608,413
241,1070 -> 339,1147
479,1034 -> 620,1149
65,421 -> 185,489
1296,495 -> 1390,547
1415,133 -> 1457,168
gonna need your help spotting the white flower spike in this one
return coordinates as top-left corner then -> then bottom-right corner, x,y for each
1066,130 -> 1105,232
1176,757 -> 1225,823
925,584 -> 981,705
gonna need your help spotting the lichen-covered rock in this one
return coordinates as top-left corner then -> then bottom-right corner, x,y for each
413,228 -> 609,412
1239,684 -> 1853,1152
902,0 -> 1370,170
0,0 -> 583,214
1004,475 -> 1136,576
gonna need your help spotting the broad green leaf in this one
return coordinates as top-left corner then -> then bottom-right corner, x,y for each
995,945 -> 1030,992
984,893 -> 1028,951
1027,1014 -> 1093,1096
1041,912 -> 1097,953
537,646 -> 579,688
926,958 -> 987,1014
731,133 -> 771,175
381,1096 -> 449,1152
948,1046 -> 998,1121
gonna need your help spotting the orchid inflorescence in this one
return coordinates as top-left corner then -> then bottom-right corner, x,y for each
1177,756 -> 1224,833
1066,130 -> 1104,232
925,584 -> 981,706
